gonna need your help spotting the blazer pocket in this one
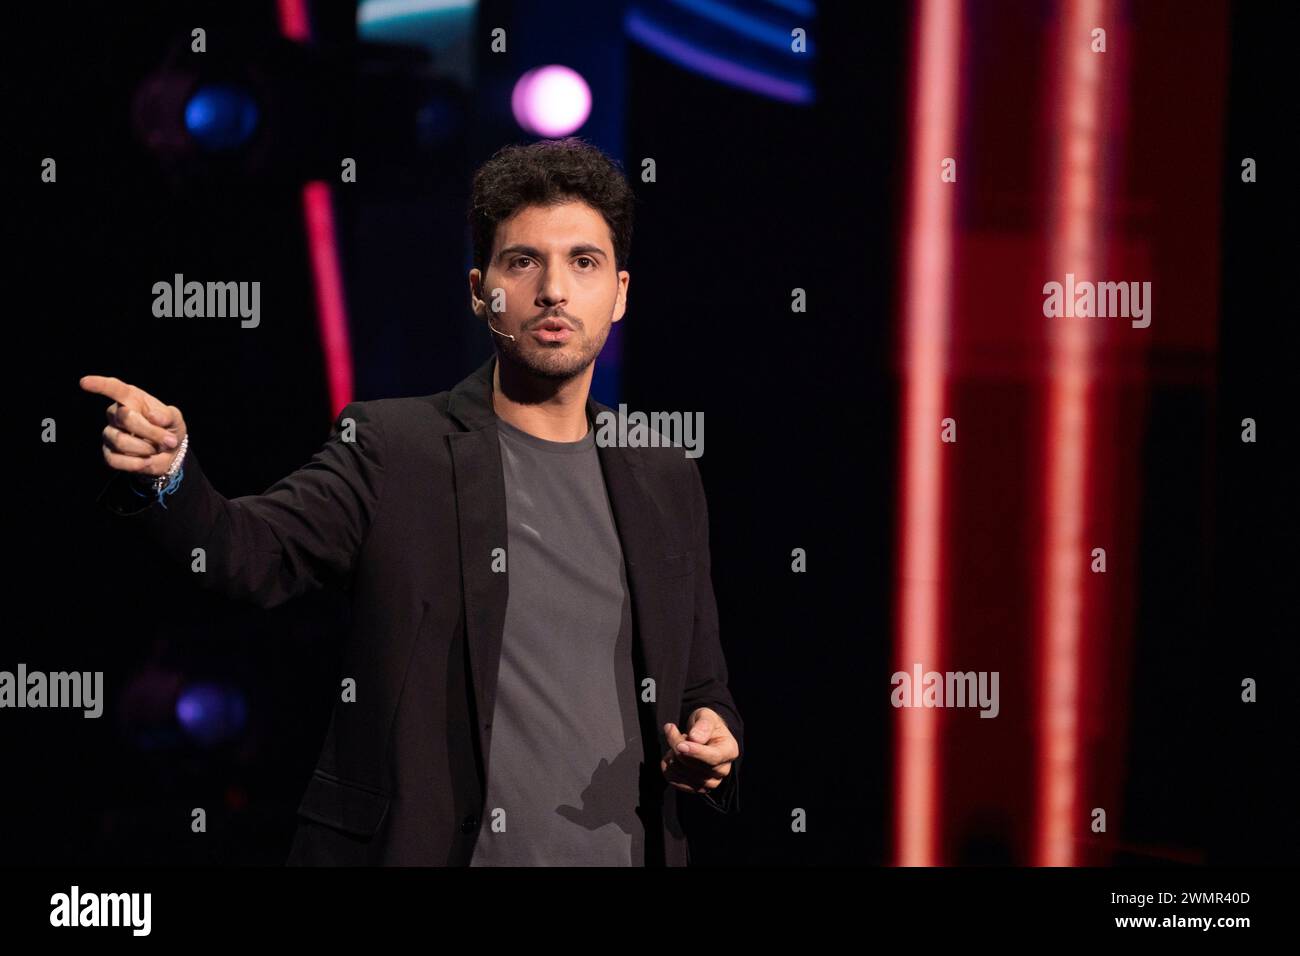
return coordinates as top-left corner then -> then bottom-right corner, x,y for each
296,769 -> 392,838
655,549 -> 696,580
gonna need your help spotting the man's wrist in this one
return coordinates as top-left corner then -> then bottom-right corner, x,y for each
124,437 -> 189,507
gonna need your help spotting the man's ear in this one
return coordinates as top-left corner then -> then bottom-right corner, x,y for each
613,270 -> 630,323
469,269 -> 485,316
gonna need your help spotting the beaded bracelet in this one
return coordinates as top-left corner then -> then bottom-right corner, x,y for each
130,435 -> 189,509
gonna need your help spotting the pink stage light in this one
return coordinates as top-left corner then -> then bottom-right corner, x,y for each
302,181 -> 355,417
511,65 -> 592,138
1035,0 -> 1107,867
275,0 -> 310,42
893,0 -> 962,867
277,0 -> 355,417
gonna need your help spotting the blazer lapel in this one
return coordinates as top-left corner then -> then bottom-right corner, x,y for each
446,355 -> 509,772
594,440 -> 673,733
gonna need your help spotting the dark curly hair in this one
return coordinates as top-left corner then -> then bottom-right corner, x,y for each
467,137 -> 635,280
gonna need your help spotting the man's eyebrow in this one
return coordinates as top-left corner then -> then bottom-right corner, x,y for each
496,244 -> 608,261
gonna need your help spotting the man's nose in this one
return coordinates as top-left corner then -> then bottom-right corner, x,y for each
536,266 -> 570,306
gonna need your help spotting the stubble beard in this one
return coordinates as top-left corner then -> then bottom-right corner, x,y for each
494,316 -> 612,382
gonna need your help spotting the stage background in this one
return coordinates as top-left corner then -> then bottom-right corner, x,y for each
7,0 -> 1294,866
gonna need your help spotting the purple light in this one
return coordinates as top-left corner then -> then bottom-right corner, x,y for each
511,65 -> 592,138
176,683 -> 248,747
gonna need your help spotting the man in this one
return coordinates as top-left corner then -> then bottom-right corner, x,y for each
82,137 -> 743,866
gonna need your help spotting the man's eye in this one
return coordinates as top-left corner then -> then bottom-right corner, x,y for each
511,257 -> 533,269
576,257 -> 595,269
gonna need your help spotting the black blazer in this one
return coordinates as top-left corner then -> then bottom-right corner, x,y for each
100,354 -> 743,865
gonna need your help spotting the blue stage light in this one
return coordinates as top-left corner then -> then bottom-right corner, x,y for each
626,0 -> 817,105
183,84 -> 260,151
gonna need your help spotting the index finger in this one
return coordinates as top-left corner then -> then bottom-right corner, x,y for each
80,375 -> 138,408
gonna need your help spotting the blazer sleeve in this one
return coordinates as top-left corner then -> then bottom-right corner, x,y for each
678,457 -> 744,815
97,401 -> 387,610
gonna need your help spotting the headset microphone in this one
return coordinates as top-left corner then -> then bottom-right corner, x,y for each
480,288 -> 516,340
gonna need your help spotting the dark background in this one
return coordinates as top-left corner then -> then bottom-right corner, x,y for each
6,0 -> 1294,866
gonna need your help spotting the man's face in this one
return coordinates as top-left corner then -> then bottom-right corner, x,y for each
469,199 -> 629,381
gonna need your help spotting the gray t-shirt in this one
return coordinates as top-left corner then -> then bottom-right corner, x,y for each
469,415 -> 646,866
